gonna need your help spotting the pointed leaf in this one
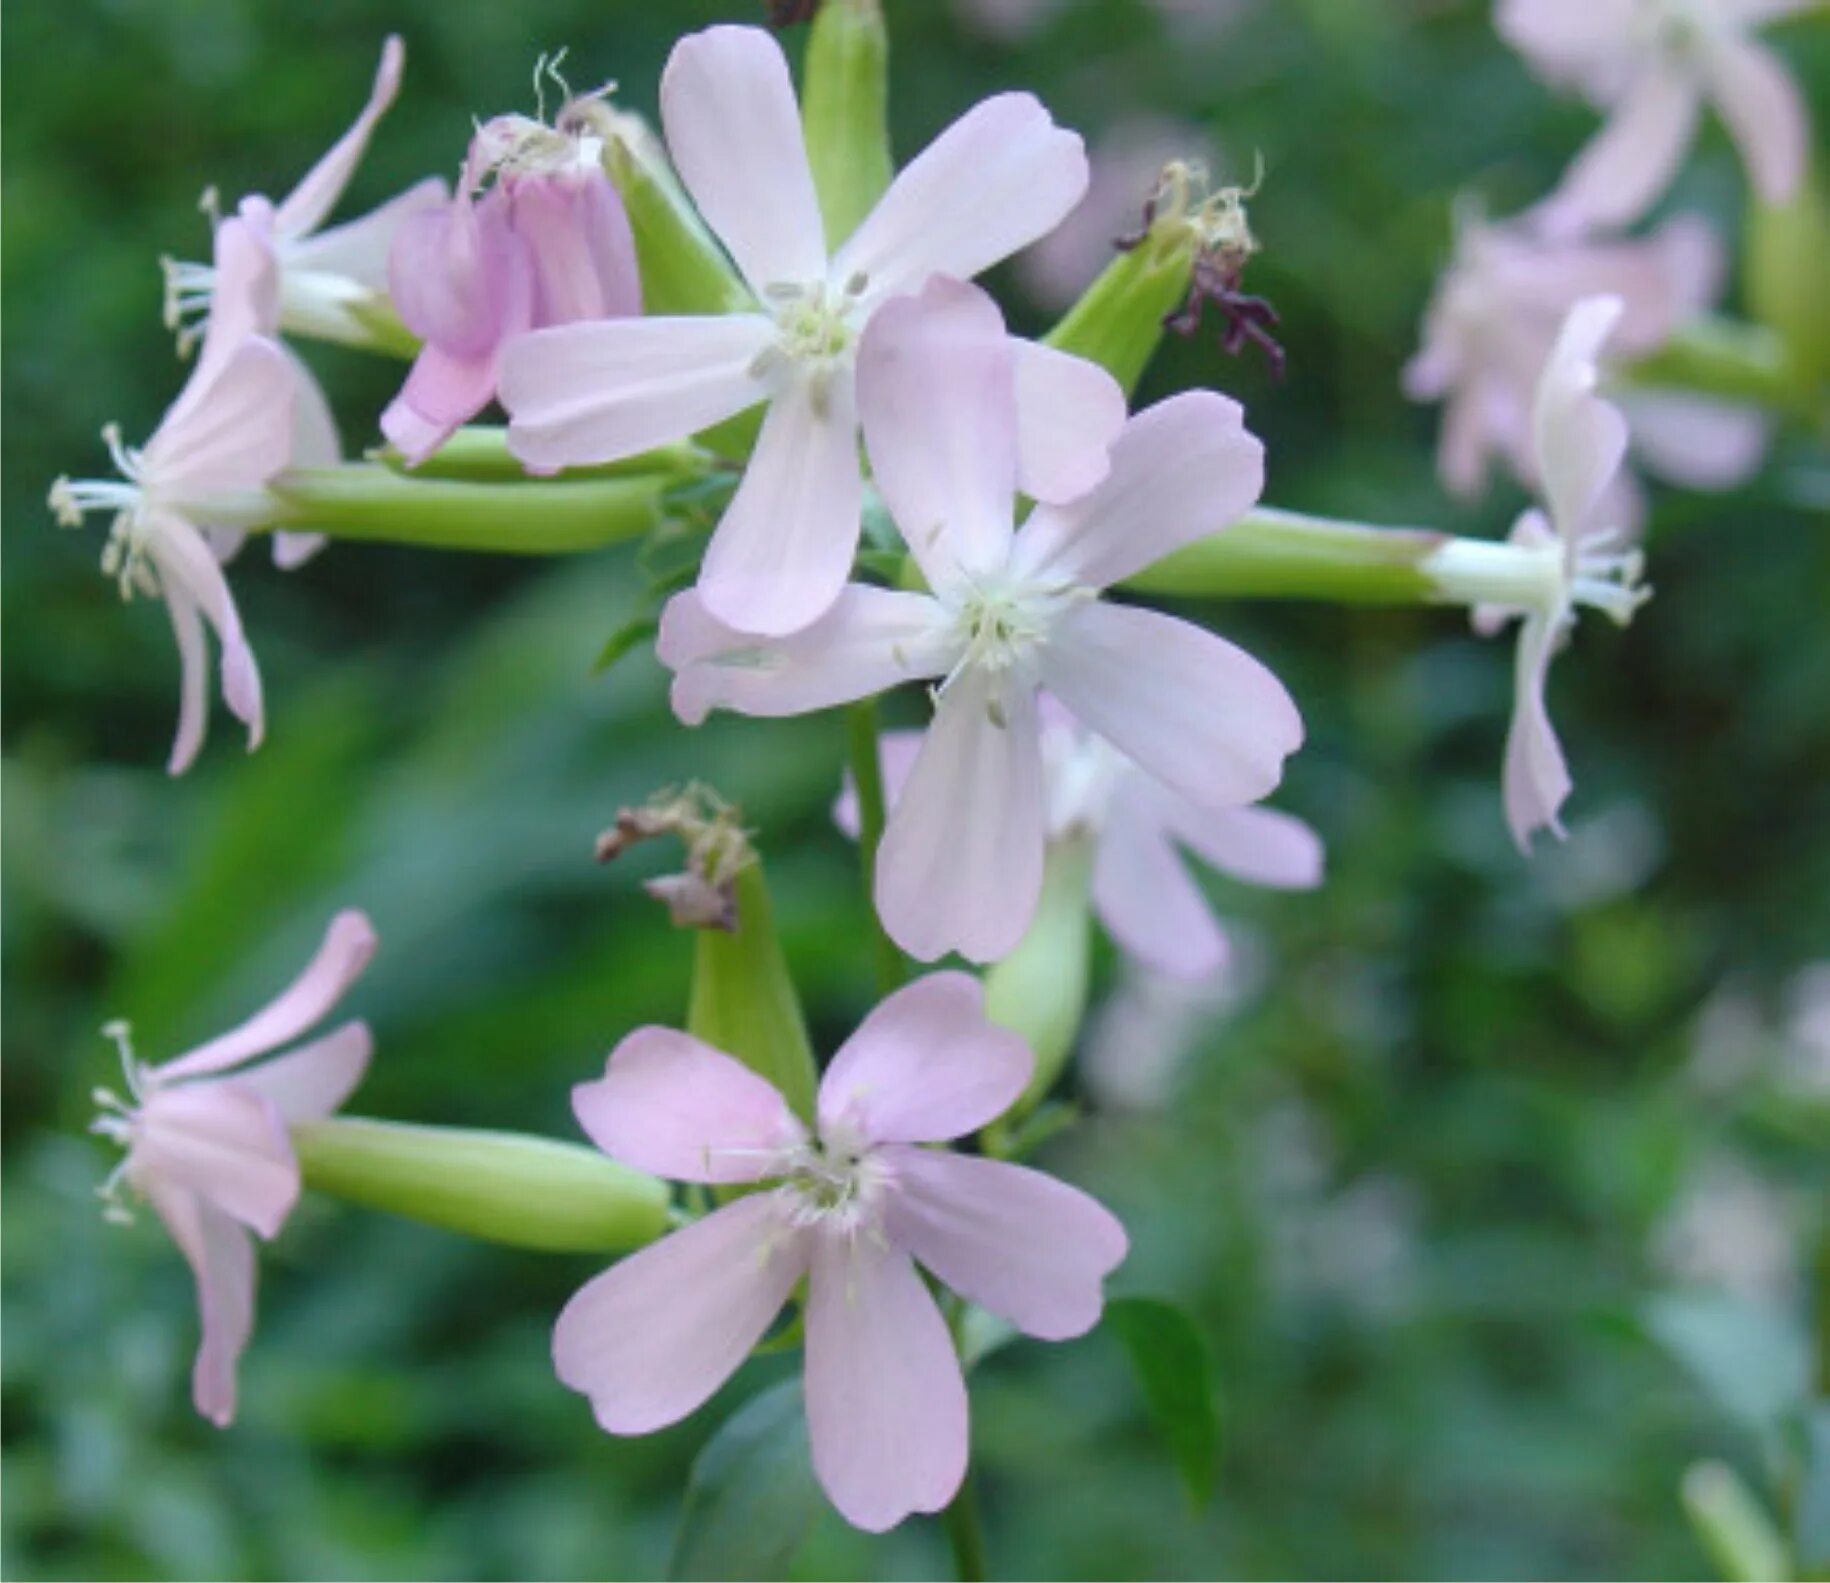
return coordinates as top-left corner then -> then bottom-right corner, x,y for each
1104,1295 -> 1221,1508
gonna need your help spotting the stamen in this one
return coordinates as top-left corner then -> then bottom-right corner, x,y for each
160,257 -> 216,357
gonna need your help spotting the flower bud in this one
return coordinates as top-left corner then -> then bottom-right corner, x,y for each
293,1117 -> 672,1253
1747,163 -> 1830,402
801,0 -> 894,248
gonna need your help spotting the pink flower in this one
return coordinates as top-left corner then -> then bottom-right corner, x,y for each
839,701 -> 1323,978
501,24 -> 1122,637
1498,0 -> 1812,234
49,224 -> 297,774
658,276 -> 1301,962
552,972 -> 1127,1532
381,63 -> 642,465
162,37 -> 445,567
1470,295 -> 1651,850
90,911 -> 378,1426
1405,211 -> 1721,502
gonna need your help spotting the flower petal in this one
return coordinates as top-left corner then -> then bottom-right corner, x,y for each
274,35 -> 406,238
1012,391 -> 1264,591
198,215 -> 282,365
818,971 -> 1032,1145
284,177 -> 450,292
874,669 -> 1048,964
158,910 -> 379,1082
553,1193 -> 808,1434
1009,338 -> 1127,507
856,276 -> 1016,593
1503,613 -> 1572,852
1158,795 -> 1326,891
1092,781 -> 1229,979
658,585 -> 956,727
232,1022 -> 372,1124
131,1082 -> 298,1239
1705,35 -> 1808,205
500,314 -> 771,472
380,337 -> 512,466
572,1026 -> 807,1184
660,26 -> 826,292
146,339 -> 295,501
804,1231 -> 968,1532
386,192 -> 526,359
833,729 -> 924,838
698,368 -> 863,636
1042,602 -> 1302,812
1622,390 -> 1771,490
512,171 -> 643,326
1532,295 -> 1629,542
143,1180 -> 257,1428
1533,64 -> 1701,236
835,93 -> 1087,304
146,515 -> 265,755
880,1146 -> 1127,1339
164,585 -> 210,778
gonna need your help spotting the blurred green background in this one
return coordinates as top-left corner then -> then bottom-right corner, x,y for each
5,0 -> 1828,1577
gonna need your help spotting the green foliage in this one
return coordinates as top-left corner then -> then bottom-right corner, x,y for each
1103,1297 -> 1222,1508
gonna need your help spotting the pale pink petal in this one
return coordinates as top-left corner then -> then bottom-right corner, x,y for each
1705,35 -> 1808,205
146,340 -> 294,500
380,338 -> 511,465
658,585 -> 956,727
270,348 -> 336,570
1495,0 -> 1638,90
158,910 -> 379,1081
284,178 -> 450,291
855,277 -> 1016,592
1623,390 -> 1771,492
698,369 -> 863,636
164,585 -> 210,778
553,1193 -> 809,1434
130,1083 -> 298,1239
146,515 -> 264,753
1042,602 -> 1303,812
1722,0 -> 1814,22
512,171 -> 642,326
232,1022 -> 372,1124
197,215 -> 282,365
1092,782 -> 1229,978
1503,614 -> 1571,852
274,35 -> 406,238
1011,391 -> 1264,590
1158,797 -> 1326,891
835,93 -> 1087,304
818,972 -> 1033,1145
387,193 -> 525,359
804,1231 -> 968,1532
874,671 -> 1048,964
1533,65 -> 1701,236
1532,295 -> 1629,541
500,314 -> 771,472
572,1026 -> 807,1184
1010,338 -> 1127,506
660,26 -> 826,292
832,730 -> 923,838
879,1146 -> 1127,1339
144,1180 -> 256,1428
1437,383 -> 1497,500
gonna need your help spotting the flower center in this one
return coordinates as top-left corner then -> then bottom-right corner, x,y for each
1566,528 -> 1650,628
48,426 -> 161,600
777,1135 -> 886,1235
750,275 -> 871,417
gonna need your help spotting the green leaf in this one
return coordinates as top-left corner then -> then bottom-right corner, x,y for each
1642,1290 -> 1813,1441
1105,1296 -> 1221,1508
669,1380 -> 821,1581
591,614 -> 660,676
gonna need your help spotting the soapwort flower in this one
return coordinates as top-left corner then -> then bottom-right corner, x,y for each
49,224 -> 297,774
89,911 -> 378,1426
659,276 -> 1301,961
382,54 -> 642,464
1498,0 -> 1812,234
839,701 -> 1324,979
552,972 -> 1127,1532
501,23 -> 1123,636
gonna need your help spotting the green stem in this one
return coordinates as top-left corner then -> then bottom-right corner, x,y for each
372,426 -> 711,485
1124,507 -> 1446,603
1626,315 -> 1814,416
940,1476 -> 989,1582
845,699 -> 906,994
263,465 -> 673,555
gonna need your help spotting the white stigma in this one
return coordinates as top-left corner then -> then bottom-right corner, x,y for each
90,1020 -> 150,1225
776,1133 -> 888,1236
749,274 -> 871,417
1567,527 -> 1651,628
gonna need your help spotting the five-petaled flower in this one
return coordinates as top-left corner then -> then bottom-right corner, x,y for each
1465,294 -> 1652,850
382,55 -> 643,464
839,699 -> 1324,979
48,223 -> 299,775
552,971 -> 1128,1532
1498,0 -> 1811,236
90,911 -> 378,1427
501,23 -> 1124,637
163,36 -> 444,568
660,276 -> 1302,962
